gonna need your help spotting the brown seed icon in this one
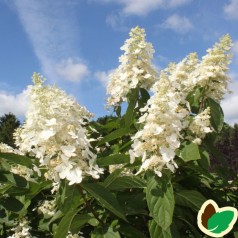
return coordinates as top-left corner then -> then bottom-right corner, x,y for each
201,203 -> 216,228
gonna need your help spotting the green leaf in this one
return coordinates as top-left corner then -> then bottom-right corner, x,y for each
149,219 -> 172,238
70,214 -> 99,234
208,210 -> 236,234
97,154 -> 130,166
175,190 -> 206,211
104,169 -> 123,188
179,142 -> 201,162
97,128 -> 127,146
119,223 -> 147,238
0,152 -> 33,167
58,183 -> 83,214
54,208 -> 80,238
124,88 -> 138,129
81,182 -> 127,221
146,175 -> 174,229
0,170 -> 28,188
205,97 -> 224,132
0,197 -> 24,212
234,231 -> 238,238
107,176 -> 146,191
91,227 -> 121,238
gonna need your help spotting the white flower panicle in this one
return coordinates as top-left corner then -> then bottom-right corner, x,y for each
14,73 -> 103,185
8,218 -> 33,238
107,26 -> 158,106
37,198 -> 56,217
191,34 -> 232,102
189,107 -> 213,140
129,34 -> 232,176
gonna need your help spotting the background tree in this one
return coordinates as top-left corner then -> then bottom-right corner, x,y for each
0,113 -> 20,148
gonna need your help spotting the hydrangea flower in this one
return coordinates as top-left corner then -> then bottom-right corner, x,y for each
107,26 -> 158,106
14,73 -> 103,185
129,34 -> 232,176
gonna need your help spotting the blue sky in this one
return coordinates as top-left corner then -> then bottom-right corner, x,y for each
1,0 -> 238,124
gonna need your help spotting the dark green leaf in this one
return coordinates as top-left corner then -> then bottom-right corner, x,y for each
54,208 -> 80,238
179,142 -> 201,162
146,175 -> 174,229
81,182 -> 126,221
104,169 -> 123,188
70,214 -> 98,234
107,176 -> 146,191
149,219 -> 172,238
205,97 -> 224,132
175,190 -> 206,211
124,88 -> 138,129
0,171 -> 28,188
97,154 -> 130,166
0,152 -> 33,167
119,223 -> 147,238
91,227 -> 121,238
0,197 -> 24,212
97,128 -> 127,146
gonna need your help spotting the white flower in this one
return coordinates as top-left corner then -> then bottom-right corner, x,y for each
14,73 -> 103,185
107,26 -> 158,106
9,218 -> 33,238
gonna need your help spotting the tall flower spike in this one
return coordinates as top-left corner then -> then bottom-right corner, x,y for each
14,73 -> 103,185
106,26 -> 158,106
129,34 -> 232,177
191,34 -> 232,102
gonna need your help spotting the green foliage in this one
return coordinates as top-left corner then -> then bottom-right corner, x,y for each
0,113 -> 20,147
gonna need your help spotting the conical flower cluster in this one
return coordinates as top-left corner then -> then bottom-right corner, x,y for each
107,26 -> 158,106
129,34 -> 232,176
14,73 -> 103,185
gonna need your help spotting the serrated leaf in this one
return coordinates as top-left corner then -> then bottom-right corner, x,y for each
107,176 -> 146,191
81,183 -> 127,221
149,219 -> 172,238
0,152 -> 33,167
208,210 -> 236,234
205,97 -> 224,132
97,154 -> 130,166
175,190 -> 206,211
146,175 -> 174,229
179,142 -> 200,162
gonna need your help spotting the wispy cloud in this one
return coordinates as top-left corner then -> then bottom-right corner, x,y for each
106,12 -> 128,31
12,0 -> 89,83
96,0 -> 191,17
0,89 -> 28,118
224,0 -> 238,20
221,74 -> 238,125
94,69 -> 115,87
56,58 -> 90,83
160,14 -> 193,34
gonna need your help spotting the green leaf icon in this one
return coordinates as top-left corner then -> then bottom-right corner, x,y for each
207,210 -> 235,234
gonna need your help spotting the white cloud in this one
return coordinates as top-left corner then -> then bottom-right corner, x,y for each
12,0 -> 88,83
106,13 -> 127,31
160,14 -> 193,34
0,90 -> 28,118
94,69 -> 115,87
56,58 -> 90,83
221,75 -> 238,125
232,41 -> 238,55
224,0 -> 238,19
97,0 -> 191,16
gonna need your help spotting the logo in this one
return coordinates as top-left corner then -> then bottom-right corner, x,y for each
197,199 -> 238,237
